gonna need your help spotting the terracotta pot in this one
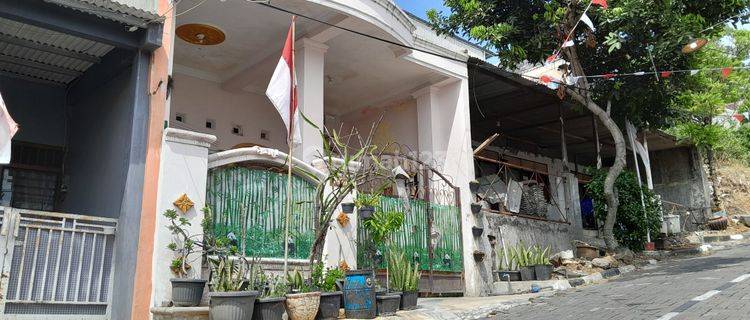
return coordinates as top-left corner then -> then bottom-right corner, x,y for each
286,292 -> 321,320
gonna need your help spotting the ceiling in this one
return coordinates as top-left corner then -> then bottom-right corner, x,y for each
173,0 -> 444,115
0,16 -> 113,86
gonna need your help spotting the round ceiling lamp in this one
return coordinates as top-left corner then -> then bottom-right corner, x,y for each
681,38 -> 708,54
176,23 -> 226,45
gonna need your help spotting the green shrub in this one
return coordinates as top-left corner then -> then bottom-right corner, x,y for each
586,170 -> 662,252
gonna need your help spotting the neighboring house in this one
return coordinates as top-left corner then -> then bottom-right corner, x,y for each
0,0 -> 163,319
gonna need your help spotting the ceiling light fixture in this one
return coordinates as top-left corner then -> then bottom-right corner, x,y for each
176,23 -> 226,45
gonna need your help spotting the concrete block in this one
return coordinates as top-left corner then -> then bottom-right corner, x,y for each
619,265 -> 636,274
729,234 -> 744,240
600,268 -> 621,279
491,279 -> 571,295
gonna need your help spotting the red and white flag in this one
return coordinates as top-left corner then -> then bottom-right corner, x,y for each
266,17 -> 301,145
0,92 -> 18,164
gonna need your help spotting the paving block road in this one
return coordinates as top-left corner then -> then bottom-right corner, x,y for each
491,244 -> 750,320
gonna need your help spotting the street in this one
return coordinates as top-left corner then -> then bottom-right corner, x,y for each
492,244 -> 750,320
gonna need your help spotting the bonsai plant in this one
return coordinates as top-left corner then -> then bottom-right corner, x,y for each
252,273 -> 287,320
531,245 -> 553,280
311,262 -> 344,320
285,269 -> 321,320
207,249 -> 260,320
355,193 -> 381,220
387,249 -> 421,310
495,247 -> 521,281
165,208 -> 207,307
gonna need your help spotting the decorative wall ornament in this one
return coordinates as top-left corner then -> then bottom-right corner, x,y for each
337,212 -> 350,227
173,193 -> 195,213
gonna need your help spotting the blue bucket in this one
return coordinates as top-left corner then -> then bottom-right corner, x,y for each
343,270 -> 376,319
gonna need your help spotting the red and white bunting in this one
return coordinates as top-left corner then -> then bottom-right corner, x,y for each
580,13 -> 596,31
592,0 -> 608,9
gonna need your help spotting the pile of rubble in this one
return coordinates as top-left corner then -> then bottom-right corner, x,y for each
547,248 -> 632,279
715,160 -> 750,216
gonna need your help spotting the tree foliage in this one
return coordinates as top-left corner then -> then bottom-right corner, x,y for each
587,170 -> 662,252
428,0 -> 749,127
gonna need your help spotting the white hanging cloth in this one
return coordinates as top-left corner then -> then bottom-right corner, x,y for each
0,91 -> 18,164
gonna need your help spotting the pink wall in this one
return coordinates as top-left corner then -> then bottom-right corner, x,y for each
170,73 -> 288,151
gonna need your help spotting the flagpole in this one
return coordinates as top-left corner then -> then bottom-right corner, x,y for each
283,16 -> 296,278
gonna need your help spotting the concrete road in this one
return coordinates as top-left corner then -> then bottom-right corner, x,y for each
491,244 -> 750,320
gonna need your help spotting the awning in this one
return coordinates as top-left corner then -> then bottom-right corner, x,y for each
44,0 -> 160,27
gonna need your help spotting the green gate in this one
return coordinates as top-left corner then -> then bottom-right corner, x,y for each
356,153 -> 464,294
206,165 -> 316,259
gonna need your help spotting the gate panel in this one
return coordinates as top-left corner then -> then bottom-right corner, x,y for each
0,208 -> 116,319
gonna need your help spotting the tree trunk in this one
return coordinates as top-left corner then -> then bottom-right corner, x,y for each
705,146 -> 720,210
566,90 -> 627,251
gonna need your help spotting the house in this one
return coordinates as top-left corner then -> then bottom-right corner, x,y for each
0,0 -> 163,319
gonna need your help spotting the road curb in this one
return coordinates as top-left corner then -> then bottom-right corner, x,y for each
568,264 -> 635,288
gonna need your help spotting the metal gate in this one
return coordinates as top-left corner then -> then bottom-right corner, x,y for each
357,154 -> 464,295
0,207 -> 117,319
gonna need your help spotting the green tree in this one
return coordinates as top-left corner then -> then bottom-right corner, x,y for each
428,0 -> 749,250
670,29 -> 750,207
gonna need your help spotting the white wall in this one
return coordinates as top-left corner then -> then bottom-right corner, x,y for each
170,72 -> 288,152
334,99 -> 420,154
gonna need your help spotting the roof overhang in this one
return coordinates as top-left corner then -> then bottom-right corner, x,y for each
44,0 -> 160,27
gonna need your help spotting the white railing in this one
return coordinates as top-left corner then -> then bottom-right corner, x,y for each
0,207 -> 117,319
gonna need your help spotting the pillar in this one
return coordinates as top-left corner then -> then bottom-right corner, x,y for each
414,86 -> 441,165
151,128 -> 216,307
296,38 -> 328,164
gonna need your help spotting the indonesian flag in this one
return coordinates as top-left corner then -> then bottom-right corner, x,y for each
266,18 -> 301,145
0,92 -> 18,164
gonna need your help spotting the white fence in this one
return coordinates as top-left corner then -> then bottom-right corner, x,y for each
0,207 -> 117,319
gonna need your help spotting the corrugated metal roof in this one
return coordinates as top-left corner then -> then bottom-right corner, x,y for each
44,0 -> 160,27
0,17 -> 114,86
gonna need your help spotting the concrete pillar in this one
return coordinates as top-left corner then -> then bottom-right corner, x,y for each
563,173 -> 584,240
414,86 -> 442,165
151,128 -> 216,307
312,158 -> 361,270
296,38 -> 328,163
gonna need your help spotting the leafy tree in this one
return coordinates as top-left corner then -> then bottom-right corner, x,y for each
428,0 -> 749,250
670,28 -> 750,207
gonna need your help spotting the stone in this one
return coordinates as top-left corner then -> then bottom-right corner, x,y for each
614,248 -> 635,265
591,256 -> 618,269
739,215 -> 750,227
648,259 -> 657,265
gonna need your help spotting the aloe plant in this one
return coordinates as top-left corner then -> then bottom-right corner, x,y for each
496,247 -> 518,271
387,248 -> 421,292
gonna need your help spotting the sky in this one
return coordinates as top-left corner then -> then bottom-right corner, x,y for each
394,0 -> 446,20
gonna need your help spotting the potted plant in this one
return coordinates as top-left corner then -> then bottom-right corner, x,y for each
495,247 -> 521,281
285,269 -> 321,320
531,245 -> 553,280
207,252 -> 260,320
252,274 -> 287,320
471,202 -> 482,214
388,249 -> 420,310
355,193 -> 381,220
512,243 -> 536,281
471,226 -> 484,237
164,209 -> 207,307
341,202 -> 355,213
311,262 -> 344,320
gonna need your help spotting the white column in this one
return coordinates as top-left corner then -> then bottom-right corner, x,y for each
151,128 -> 216,307
414,86 -> 441,165
296,38 -> 328,163
312,158 -> 361,270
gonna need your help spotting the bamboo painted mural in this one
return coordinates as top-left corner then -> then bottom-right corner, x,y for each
358,196 -> 463,272
206,166 -> 316,259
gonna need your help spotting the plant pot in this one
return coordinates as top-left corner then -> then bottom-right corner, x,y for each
286,292 -> 321,320
376,294 -> 400,316
471,203 -> 482,214
400,291 -> 418,310
170,278 -> 207,307
471,226 -> 484,237
707,216 -> 728,230
519,266 -> 536,281
533,265 -> 553,280
209,290 -> 260,320
472,250 -> 486,262
358,206 -> 375,220
253,296 -> 286,320
341,203 -> 355,213
316,291 -> 342,320
469,180 -> 480,193
576,245 -> 599,259
495,270 -> 522,281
